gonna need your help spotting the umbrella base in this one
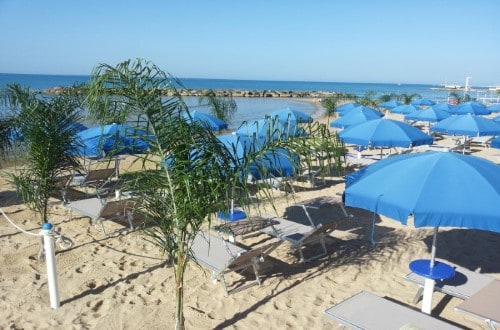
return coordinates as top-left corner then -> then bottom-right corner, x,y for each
217,210 -> 247,222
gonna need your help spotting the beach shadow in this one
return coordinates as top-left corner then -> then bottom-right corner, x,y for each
423,229 -> 500,273
61,261 -> 167,306
0,189 -> 23,207
214,233 -> 401,329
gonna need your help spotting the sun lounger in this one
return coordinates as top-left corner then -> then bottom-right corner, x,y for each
260,218 -> 335,263
190,231 -> 282,296
470,135 -> 494,148
404,266 -> 496,302
65,197 -> 136,236
324,291 -> 461,329
213,216 -> 280,242
344,153 -> 378,167
71,167 -> 116,197
455,280 -> 500,330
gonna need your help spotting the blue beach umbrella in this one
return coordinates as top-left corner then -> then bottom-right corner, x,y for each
217,134 -> 261,166
330,107 -> 383,129
345,151 -> 500,313
404,106 -> 451,123
487,104 -> 500,113
378,100 -> 403,109
216,134 -> 262,221
76,124 -> 150,158
448,102 -> 490,115
411,99 -> 436,107
345,152 -> 500,233
492,137 -> 500,149
182,111 -> 228,131
335,103 -> 361,116
430,114 -> 500,137
267,108 -> 313,124
391,104 -> 420,115
338,118 -> 433,148
249,148 -> 299,180
431,103 -> 456,112
235,118 -> 304,140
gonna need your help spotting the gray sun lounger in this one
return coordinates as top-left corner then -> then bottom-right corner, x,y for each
404,266 -> 496,303
190,231 -> 282,296
324,291 -> 461,329
65,197 -> 136,236
259,217 -> 335,263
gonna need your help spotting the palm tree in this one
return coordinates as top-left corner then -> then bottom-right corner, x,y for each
198,89 -> 237,123
85,58 -> 344,329
397,93 -> 422,104
448,92 -> 471,104
0,84 -> 84,258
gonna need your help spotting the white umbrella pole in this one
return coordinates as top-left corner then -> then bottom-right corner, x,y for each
430,226 -> 438,267
421,226 -> 439,314
41,223 -> 60,309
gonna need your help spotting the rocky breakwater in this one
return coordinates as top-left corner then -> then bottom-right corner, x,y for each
42,86 -> 337,99
173,89 -> 336,99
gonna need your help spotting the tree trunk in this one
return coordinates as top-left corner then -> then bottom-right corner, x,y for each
174,250 -> 187,330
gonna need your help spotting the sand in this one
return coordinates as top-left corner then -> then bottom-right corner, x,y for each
1,108 -> 499,329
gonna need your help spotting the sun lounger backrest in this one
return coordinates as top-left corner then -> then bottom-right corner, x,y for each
299,222 -> 335,244
324,291 -> 461,329
99,199 -> 131,219
229,241 -> 282,268
83,168 -> 115,184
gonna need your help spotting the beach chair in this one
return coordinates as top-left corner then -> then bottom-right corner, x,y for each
190,231 -> 282,296
404,265 -> 496,302
213,216 -> 280,242
344,153 -> 378,167
64,197 -> 136,236
71,167 -> 116,197
260,218 -> 335,263
323,291 -> 461,329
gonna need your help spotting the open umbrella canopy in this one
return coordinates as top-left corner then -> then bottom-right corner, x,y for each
448,101 -> 490,115
76,124 -> 150,158
330,106 -> 383,129
338,118 -> 433,148
487,104 -> 500,113
345,151 -> 500,232
337,105 -> 377,117
267,108 -> 313,124
391,104 -> 420,115
378,100 -> 403,109
430,114 -> 500,137
432,103 -> 456,112
235,118 -> 305,140
411,99 -> 436,107
336,102 -> 360,114
492,137 -> 500,149
182,111 -> 228,131
404,106 -> 451,123
216,134 -> 261,166
249,148 -> 299,180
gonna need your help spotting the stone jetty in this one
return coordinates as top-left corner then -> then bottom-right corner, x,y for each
42,86 -> 337,99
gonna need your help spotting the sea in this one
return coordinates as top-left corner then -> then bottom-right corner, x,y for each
0,73 -> 466,129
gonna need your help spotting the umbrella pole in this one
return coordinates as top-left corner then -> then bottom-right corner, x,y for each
430,227 -> 438,267
421,226 -> 439,314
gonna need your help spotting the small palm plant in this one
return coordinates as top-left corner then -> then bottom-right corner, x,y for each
198,89 -> 237,124
86,58 -> 343,329
0,84 -> 84,258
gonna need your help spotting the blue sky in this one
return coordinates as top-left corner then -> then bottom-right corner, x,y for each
1,0 -> 499,85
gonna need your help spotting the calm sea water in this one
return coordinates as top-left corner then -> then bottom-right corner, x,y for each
0,73 -> 455,129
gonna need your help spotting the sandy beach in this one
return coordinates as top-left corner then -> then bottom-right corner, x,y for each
1,109 -> 499,329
